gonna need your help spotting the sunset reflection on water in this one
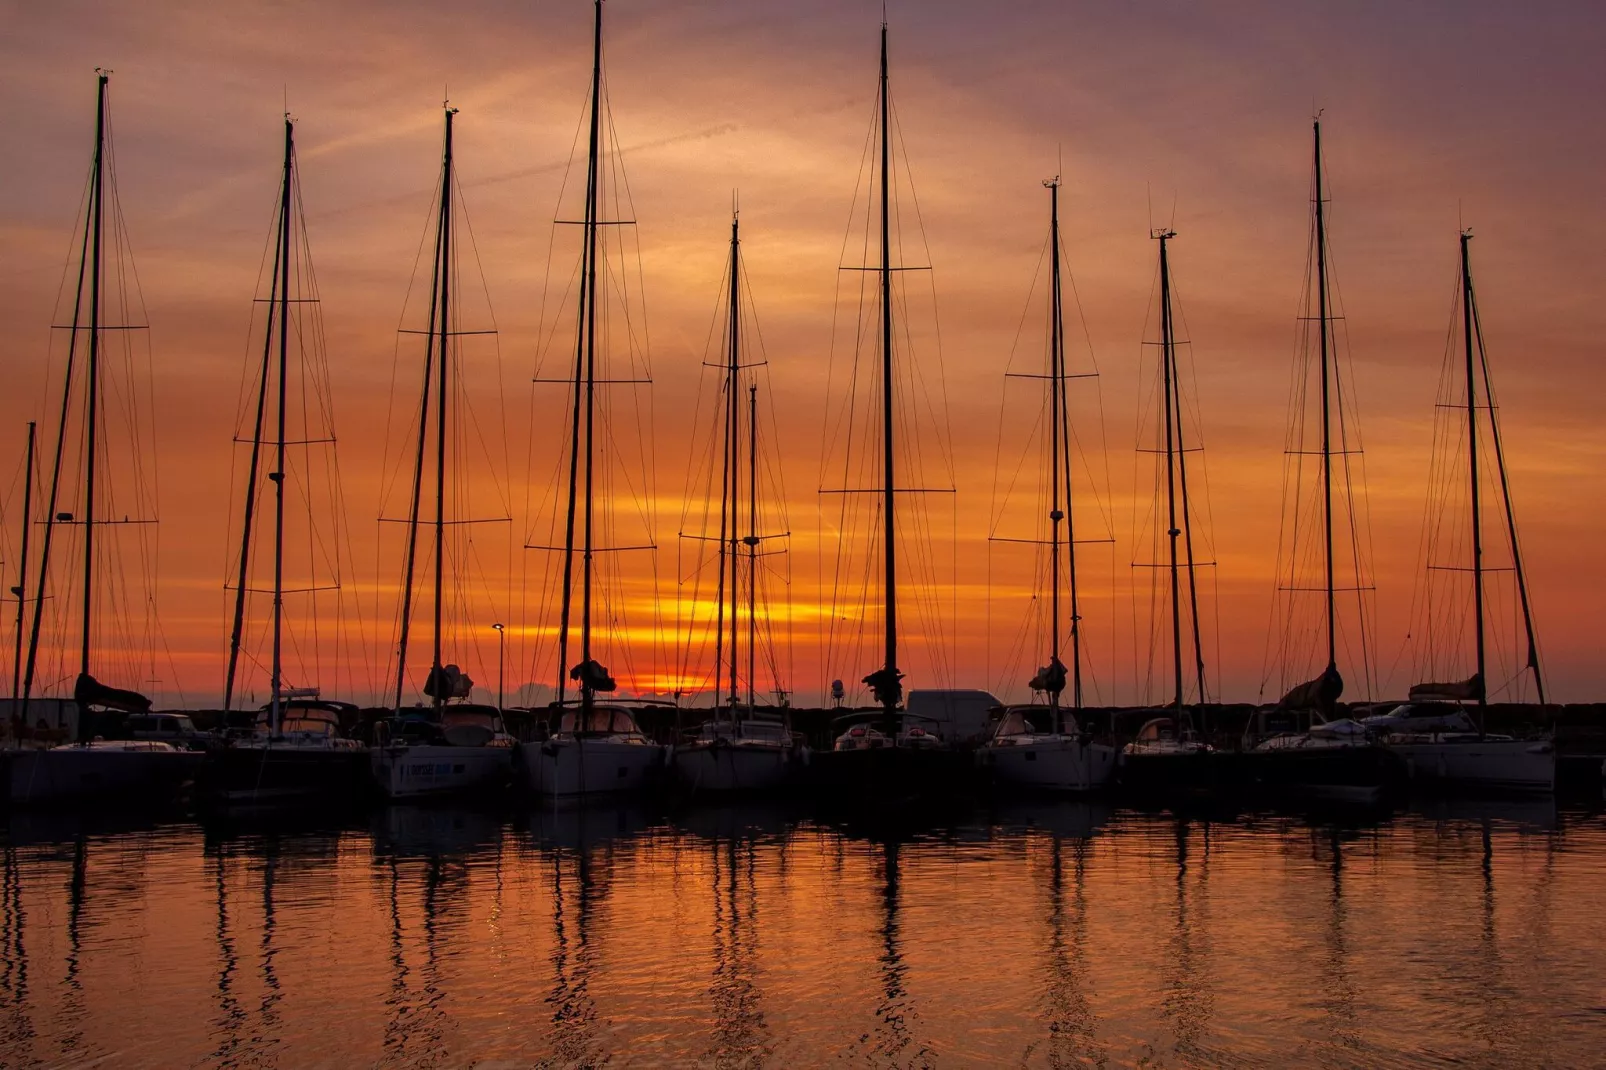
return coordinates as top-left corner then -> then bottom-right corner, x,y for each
0,800 -> 1600,1068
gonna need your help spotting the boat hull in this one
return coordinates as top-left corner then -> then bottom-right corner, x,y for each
1389,738 -> 1555,794
4,746 -> 204,805
521,738 -> 664,798
1225,744 -> 1403,805
1120,748 -> 1219,795
370,744 -> 514,799
200,743 -> 370,804
981,737 -> 1119,793
672,741 -> 793,794
810,745 -> 974,803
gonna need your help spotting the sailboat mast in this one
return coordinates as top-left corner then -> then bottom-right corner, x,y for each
1173,347 -> 1209,706
726,213 -> 742,713
1157,230 -> 1184,711
432,109 -> 455,708
556,1 -> 604,705
710,214 -> 735,718
1313,119 -> 1337,674
269,118 -> 294,734
20,73 -> 100,720
223,127 -> 284,714
1461,231 -> 1486,725
393,108 -> 452,712
578,0 -> 605,704
1046,179 -> 1065,730
80,71 -> 108,679
1469,277 -> 1546,704
747,383 -> 759,715
10,423 -> 34,703
878,21 -> 898,724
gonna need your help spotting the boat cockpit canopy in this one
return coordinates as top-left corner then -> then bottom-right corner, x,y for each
554,705 -> 644,737
255,705 -> 343,737
1135,717 -> 1178,744
992,706 -> 1077,739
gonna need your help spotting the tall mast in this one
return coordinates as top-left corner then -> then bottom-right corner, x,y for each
1461,231 -> 1486,729
21,73 -> 102,719
557,0 -> 605,709
394,106 -> 454,712
746,383 -> 759,715
1157,229 -> 1184,712
80,70 -> 108,679
878,20 -> 899,727
1313,119 -> 1337,674
223,121 -> 286,714
1469,256 -> 1546,704
269,118 -> 294,735
432,108 -> 455,709
1172,336 -> 1209,707
1045,179 -> 1068,730
10,423 -> 35,703
725,212 -> 742,714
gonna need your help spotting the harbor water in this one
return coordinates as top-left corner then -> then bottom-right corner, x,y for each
0,800 -> 1602,1068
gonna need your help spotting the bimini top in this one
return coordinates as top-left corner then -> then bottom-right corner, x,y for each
992,705 -> 1081,739
551,704 -> 646,738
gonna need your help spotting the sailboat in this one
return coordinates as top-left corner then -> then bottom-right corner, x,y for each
979,177 -> 1118,794
1239,119 -> 1403,805
810,20 -> 971,801
202,115 -> 367,805
371,106 -> 516,800
672,212 -> 797,794
10,72 -> 202,804
1360,231 -> 1554,793
522,0 -> 665,798
1121,228 -> 1216,793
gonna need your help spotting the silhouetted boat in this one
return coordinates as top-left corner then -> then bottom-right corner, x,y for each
8,72 -> 203,805
1360,232 -> 1554,794
672,212 -> 797,795
204,115 -> 366,805
370,106 -> 513,800
1119,230 -> 1216,794
522,1 -> 664,798
978,177 -> 1115,794
1242,118 -> 1402,806
810,20 -> 970,802
202,698 -> 366,804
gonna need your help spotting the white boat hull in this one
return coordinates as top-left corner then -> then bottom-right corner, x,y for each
672,742 -> 791,793
371,744 -> 514,799
1390,737 -> 1555,793
522,738 -> 663,798
982,737 -> 1119,793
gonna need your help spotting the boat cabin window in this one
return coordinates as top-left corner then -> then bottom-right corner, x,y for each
443,709 -> 503,734
557,707 -> 642,735
257,710 -> 339,736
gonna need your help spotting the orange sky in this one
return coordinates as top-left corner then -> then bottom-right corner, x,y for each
1,1 -> 1603,709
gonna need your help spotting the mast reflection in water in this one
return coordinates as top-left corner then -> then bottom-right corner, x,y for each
0,803 -> 1599,1066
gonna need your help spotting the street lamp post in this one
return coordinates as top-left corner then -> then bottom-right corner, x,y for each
491,623 -> 505,713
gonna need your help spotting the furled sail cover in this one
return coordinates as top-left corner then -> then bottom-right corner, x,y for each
73,672 -> 153,714
1028,656 -> 1069,697
569,659 -> 618,693
862,666 -> 905,707
1277,664 -> 1344,714
1407,673 -> 1484,703
424,663 -> 475,700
